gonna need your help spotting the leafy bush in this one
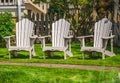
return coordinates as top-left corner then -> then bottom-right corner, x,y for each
0,12 -> 15,47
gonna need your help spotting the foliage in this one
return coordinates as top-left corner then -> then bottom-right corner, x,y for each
33,0 -> 115,39
95,0 -> 114,19
0,12 -> 15,47
0,65 -> 119,83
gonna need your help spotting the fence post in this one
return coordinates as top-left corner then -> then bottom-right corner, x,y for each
36,13 -> 40,36
17,0 -> 21,21
40,13 -> 44,35
45,14 -> 49,35
27,9 -> 32,20
49,13 -> 54,35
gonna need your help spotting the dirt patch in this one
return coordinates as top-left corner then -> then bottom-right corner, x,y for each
0,62 -> 120,71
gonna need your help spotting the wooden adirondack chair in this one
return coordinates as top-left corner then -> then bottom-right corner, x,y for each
38,19 -> 73,59
4,18 -> 37,59
77,18 -> 115,59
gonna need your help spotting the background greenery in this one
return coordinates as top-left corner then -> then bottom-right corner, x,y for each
0,12 -> 15,47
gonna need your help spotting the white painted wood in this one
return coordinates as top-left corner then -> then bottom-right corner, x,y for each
4,18 -> 37,59
77,18 -> 115,59
52,23 -> 55,47
57,19 -> 62,47
16,19 -> 33,47
39,19 -> 73,59
52,19 -> 70,47
18,0 -> 21,21
94,18 -> 111,48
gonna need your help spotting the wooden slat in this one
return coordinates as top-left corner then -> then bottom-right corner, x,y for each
24,19 -> 27,46
99,18 -> 105,48
27,19 -> 31,47
64,19 -> 67,36
51,19 -> 70,47
52,23 -> 55,47
17,20 -> 22,47
62,19 -> 66,47
66,21 -> 70,36
53,22 -> 57,47
21,18 -> 25,47
61,19 -> 66,47
25,19 -> 31,47
16,19 -> 34,47
55,20 -> 58,47
94,21 -> 99,47
59,19 -> 64,47
54,20 -> 58,47
53,21 -> 56,47
104,20 -> 109,37
56,19 -> 62,47
63,19 -> 68,47
94,18 -> 111,48
94,19 -> 101,47
16,21 -> 19,47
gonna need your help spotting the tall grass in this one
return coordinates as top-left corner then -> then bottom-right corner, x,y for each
0,65 -> 120,83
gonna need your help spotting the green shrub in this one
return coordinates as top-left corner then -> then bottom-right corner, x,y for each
0,12 -> 15,47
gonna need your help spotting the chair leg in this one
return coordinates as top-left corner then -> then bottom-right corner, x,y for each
32,48 -> 36,56
64,51 -> 66,60
29,50 -> 32,59
82,52 -> 85,60
43,52 -> 46,59
9,51 -> 11,59
50,52 -> 53,57
14,51 -> 17,57
102,52 -> 105,59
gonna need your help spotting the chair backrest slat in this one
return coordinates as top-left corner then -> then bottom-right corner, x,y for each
94,18 -> 112,48
16,19 -> 34,47
52,19 -> 70,47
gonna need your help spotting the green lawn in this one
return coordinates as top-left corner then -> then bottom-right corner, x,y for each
0,43 -> 120,82
0,43 -> 120,67
0,65 -> 119,83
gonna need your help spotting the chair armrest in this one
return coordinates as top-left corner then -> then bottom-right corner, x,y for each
4,35 -> 15,39
30,35 -> 38,46
77,35 -> 93,47
4,35 -> 15,48
102,35 -> 115,51
64,35 -> 73,39
102,35 -> 115,40
38,35 -> 51,39
64,35 -> 73,51
38,35 -> 51,48
30,35 -> 38,39
77,35 -> 93,39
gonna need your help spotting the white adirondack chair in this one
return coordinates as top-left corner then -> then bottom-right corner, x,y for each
38,19 -> 73,59
4,18 -> 37,59
77,18 -> 115,59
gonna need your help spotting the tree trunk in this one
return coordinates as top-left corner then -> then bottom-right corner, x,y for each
113,0 -> 120,47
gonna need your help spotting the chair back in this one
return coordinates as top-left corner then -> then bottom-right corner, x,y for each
94,18 -> 112,48
16,18 -> 34,47
52,19 -> 70,47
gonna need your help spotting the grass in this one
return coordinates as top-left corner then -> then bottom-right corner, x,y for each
0,43 -> 120,67
0,65 -> 119,83
0,43 -> 120,82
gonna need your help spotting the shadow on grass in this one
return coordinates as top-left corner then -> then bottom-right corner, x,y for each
44,52 -> 65,59
11,54 -> 29,59
77,51 -> 103,60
